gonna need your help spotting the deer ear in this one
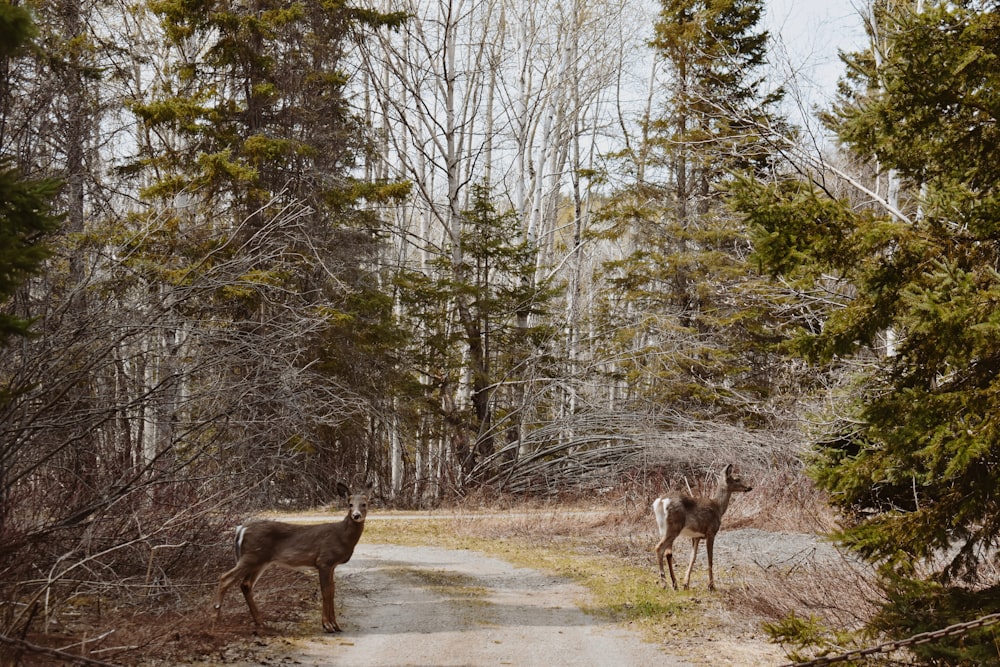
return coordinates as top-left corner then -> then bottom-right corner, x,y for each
724,464 -> 734,477
336,482 -> 350,499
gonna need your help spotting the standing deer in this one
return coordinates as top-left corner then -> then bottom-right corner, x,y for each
213,482 -> 372,632
652,464 -> 751,591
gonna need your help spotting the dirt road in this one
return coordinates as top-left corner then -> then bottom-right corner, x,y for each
273,543 -> 693,667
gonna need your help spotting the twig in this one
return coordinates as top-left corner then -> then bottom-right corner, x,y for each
0,633 -> 121,667
58,629 -> 115,653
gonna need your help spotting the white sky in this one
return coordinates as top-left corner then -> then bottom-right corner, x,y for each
763,0 -> 867,114
631,0 -> 869,128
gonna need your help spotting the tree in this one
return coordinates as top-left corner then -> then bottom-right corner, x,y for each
0,166 -> 60,345
731,0 -> 1000,660
0,0 -> 409,646
395,183 -> 558,487
650,0 -> 774,220
0,1 -> 65,345
592,0 -> 792,423
358,0 -> 643,495
127,0 -> 408,496
0,0 -> 61,538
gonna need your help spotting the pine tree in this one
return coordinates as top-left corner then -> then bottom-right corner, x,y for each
124,0 -> 408,495
136,0 -> 404,226
594,0 -> 791,423
651,0 -> 775,219
731,0 -> 1000,660
396,183 -> 559,481
0,2 -> 61,345
0,0 -> 62,545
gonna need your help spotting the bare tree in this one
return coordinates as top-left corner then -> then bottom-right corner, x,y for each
0,198 -> 371,641
355,0 -> 651,496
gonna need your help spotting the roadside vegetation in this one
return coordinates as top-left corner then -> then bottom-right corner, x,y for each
360,464 -> 874,665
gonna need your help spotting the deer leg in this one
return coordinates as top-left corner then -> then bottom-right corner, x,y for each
319,565 -> 341,633
683,538 -> 700,589
666,550 -> 679,590
239,568 -> 265,626
664,537 -> 679,591
705,536 -> 716,591
214,564 -> 247,620
654,538 -> 667,587
655,535 -> 678,590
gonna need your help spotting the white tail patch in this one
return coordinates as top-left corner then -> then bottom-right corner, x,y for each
235,524 -> 248,561
652,497 -> 670,539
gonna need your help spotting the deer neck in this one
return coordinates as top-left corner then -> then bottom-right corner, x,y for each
713,486 -> 733,516
340,514 -> 365,543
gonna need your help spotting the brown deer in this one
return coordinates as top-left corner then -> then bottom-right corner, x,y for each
652,464 -> 751,591
213,482 -> 372,632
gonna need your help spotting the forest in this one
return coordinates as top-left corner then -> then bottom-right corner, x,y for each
2,0 -> 1000,664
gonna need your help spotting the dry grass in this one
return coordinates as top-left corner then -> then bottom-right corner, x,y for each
2,545 -> 323,666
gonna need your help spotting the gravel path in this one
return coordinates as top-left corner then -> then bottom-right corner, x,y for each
286,543 -> 693,667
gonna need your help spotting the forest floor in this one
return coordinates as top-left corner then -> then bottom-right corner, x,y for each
168,502 -> 867,667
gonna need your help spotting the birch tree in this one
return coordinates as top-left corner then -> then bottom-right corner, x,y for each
357,0 -> 647,493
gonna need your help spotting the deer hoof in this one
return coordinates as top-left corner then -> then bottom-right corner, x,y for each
323,622 -> 342,633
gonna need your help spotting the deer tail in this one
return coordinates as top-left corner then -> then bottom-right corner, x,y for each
652,497 -> 669,539
234,524 -> 248,562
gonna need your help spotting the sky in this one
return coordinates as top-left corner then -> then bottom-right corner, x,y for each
762,0 -> 867,122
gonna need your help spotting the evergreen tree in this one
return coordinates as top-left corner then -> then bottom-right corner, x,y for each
0,2 -> 61,345
396,183 -> 558,482
651,0 -> 775,219
125,0 -> 408,496
0,165 -> 60,345
136,0 -> 405,227
594,0 -> 791,423
0,0 -> 61,546
731,0 -> 1000,660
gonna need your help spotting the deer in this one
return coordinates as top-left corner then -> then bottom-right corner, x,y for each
652,464 -> 751,591
213,481 -> 372,633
